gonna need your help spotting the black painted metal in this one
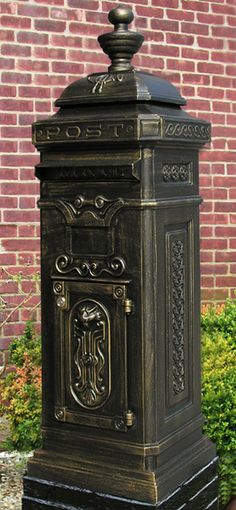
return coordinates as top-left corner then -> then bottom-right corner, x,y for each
23,6 -> 218,509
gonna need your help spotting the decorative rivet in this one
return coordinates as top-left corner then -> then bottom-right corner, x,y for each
114,286 -> 124,298
55,409 -> 64,420
54,282 -> 63,294
114,416 -> 125,431
74,196 -> 84,209
56,296 -> 66,308
95,196 -> 105,209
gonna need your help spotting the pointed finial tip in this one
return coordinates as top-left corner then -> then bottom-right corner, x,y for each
108,5 -> 134,26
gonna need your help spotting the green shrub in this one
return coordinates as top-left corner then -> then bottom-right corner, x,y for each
0,321 -> 42,451
201,294 -> 236,347
201,331 -> 236,507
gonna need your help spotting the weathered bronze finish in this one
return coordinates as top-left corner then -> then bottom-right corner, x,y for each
23,6 -> 218,510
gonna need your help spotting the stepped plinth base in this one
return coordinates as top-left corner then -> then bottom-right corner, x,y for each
23,458 -> 218,510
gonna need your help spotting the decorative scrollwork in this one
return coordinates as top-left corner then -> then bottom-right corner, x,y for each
55,254 -> 126,278
70,300 -> 111,409
171,239 -> 185,395
164,121 -> 210,141
88,73 -> 125,94
162,163 -> 192,183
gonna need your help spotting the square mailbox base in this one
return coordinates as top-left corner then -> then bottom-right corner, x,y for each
22,458 -> 218,510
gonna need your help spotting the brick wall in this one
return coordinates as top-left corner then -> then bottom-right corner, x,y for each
0,0 -> 236,354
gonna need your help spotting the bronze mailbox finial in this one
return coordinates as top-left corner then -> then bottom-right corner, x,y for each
98,5 -> 144,72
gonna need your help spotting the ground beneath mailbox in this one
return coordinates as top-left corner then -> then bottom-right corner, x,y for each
0,451 -> 32,510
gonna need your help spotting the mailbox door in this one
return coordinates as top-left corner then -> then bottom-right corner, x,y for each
53,280 -> 132,432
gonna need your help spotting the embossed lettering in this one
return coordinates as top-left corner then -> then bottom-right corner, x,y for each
108,124 -> 124,138
85,124 -> 102,138
46,126 -> 60,140
65,126 -> 81,138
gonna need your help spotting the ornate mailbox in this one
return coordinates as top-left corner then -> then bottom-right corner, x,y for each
23,6 -> 218,510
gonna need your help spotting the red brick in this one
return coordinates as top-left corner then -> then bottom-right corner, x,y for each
215,227 -> 236,237
50,34 -> 83,48
1,183 -> 38,195
19,141 -> 36,152
167,59 -> 195,72
198,62 -> 224,75
0,197 -> 17,209
182,48 -> 209,61
69,22 -> 107,37
216,276 -> 236,287
230,214 -> 236,224
228,40 -> 236,51
0,85 -> 16,97
2,72 -> 32,84
18,86 -> 50,98
198,36 -> 223,49
2,126 -> 31,138
201,264 -> 228,275
197,13 -> 224,25
166,33 -> 194,46
212,26 -> 236,38
68,0 -> 99,8
17,4 -> 49,17
0,99 -> 33,112
0,2 -> 17,14
212,76 -> 233,87
33,47 -> 66,60
151,45 -> 179,57
67,49 -> 108,64
34,19 -> 66,32
200,226 -> 213,237
212,52 -> 236,64
1,44 -> 31,57
16,59 -> 49,73
18,226 -> 36,237
212,3 -> 235,15
227,164 -> 236,175
1,15 -> 31,29
186,98 -> 210,110
182,22 -> 209,35
197,87 -> 224,99
201,289 -> 229,301
52,61 -> 84,74
0,141 -> 17,152
201,239 -> 228,250
1,154 -> 38,167
183,73 -> 210,85
135,6 -> 163,17
135,54 -> 164,70
0,58 -> 14,70
215,252 -> 236,263
3,323 -> 25,337
152,0 -> 178,6
0,30 -> 15,42
226,65 -> 236,77
200,276 -> 214,287
20,169 -> 38,180
2,211 -> 39,225
19,197 -> 36,209
166,9 -> 194,21
213,102 -> 231,113
0,254 -> 16,265
151,19 -> 179,32
17,31 -> 48,45
0,225 -> 17,237
182,0 -> 209,11
201,212 -> 228,225
0,168 -> 18,180
201,252 -> 213,263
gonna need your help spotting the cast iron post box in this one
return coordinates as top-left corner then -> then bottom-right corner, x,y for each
23,6 -> 218,510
